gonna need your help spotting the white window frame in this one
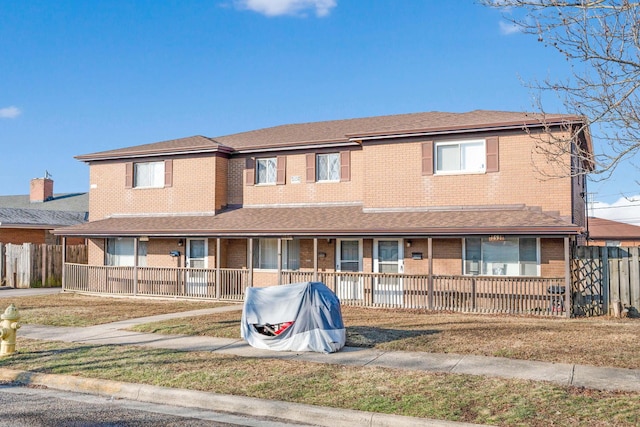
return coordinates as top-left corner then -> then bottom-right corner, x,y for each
105,238 -> 147,267
316,153 -> 340,182
435,139 -> 486,175
134,161 -> 165,188
252,238 -> 300,270
256,157 -> 277,185
463,237 -> 540,277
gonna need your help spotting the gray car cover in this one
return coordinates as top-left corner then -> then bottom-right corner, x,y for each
241,282 -> 346,353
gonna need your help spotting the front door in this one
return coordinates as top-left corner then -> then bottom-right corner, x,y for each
373,239 -> 404,305
336,239 -> 363,300
186,238 -> 208,296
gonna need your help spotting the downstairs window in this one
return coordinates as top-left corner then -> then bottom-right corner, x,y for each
464,237 -> 539,276
105,238 -> 147,267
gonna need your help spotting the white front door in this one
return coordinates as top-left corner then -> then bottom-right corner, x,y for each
336,239 -> 363,300
186,238 -> 208,296
373,239 -> 404,305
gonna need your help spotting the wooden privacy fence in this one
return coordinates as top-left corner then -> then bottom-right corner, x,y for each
0,243 -> 87,288
572,245 -> 640,317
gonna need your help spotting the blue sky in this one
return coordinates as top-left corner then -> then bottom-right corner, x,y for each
1,0 -> 637,222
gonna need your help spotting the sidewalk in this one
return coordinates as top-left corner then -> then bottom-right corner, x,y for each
7,304 -> 640,426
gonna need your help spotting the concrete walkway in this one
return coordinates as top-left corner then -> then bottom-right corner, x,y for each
6,304 -> 640,426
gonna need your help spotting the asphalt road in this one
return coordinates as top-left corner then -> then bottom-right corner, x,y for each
0,383 -> 309,427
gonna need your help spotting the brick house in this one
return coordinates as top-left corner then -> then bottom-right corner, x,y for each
0,176 -> 88,245
586,217 -> 640,247
55,110 -> 592,311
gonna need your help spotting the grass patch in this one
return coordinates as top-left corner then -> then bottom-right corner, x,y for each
130,306 -> 640,369
3,339 -> 638,427
3,293 -> 226,327
6,294 -> 638,368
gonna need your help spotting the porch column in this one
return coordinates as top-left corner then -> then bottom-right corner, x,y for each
248,238 -> 254,288
313,238 -> 318,282
133,237 -> 139,296
61,237 -> 66,292
428,237 -> 433,310
277,238 -> 283,285
216,238 -> 221,299
564,237 -> 571,318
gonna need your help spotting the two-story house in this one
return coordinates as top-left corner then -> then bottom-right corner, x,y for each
56,110 -> 592,314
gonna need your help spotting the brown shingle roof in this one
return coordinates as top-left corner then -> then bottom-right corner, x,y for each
76,110 -> 585,160
75,135 -> 230,161
54,205 -> 579,237
214,110 -> 581,151
588,217 -> 640,240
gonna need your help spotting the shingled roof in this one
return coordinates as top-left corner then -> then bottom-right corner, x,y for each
54,205 -> 579,238
214,110 -> 582,151
0,192 -> 88,212
75,135 -> 231,161
0,208 -> 87,228
588,217 -> 640,241
75,110 -> 587,160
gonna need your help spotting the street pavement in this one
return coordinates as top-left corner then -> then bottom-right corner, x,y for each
1,288 -> 639,426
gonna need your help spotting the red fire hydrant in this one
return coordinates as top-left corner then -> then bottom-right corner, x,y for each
0,304 -> 21,356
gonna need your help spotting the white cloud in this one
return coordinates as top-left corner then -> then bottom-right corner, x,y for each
589,196 -> 640,226
0,106 -> 21,119
499,20 -> 521,35
234,0 -> 336,17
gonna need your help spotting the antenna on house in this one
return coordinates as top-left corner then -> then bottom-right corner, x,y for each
45,170 -> 53,180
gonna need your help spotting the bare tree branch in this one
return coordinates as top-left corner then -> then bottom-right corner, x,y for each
481,0 -> 640,179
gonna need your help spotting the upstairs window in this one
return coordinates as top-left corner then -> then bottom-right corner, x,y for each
134,161 -> 165,188
306,151 -> 350,183
256,157 -> 277,185
126,160 -> 172,189
316,153 -> 340,182
436,140 -> 485,174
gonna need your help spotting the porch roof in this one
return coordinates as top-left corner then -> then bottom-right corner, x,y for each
53,205 -> 581,238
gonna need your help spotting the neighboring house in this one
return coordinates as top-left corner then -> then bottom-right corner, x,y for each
55,110 -> 593,305
587,217 -> 640,246
0,176 -> 88,245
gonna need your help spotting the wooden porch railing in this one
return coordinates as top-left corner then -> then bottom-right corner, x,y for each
64,263 -> 566,315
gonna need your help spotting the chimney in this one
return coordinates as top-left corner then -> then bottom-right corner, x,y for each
30,175 -> 54,203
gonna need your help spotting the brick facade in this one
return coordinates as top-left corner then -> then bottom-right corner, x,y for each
77,114 -> 587,282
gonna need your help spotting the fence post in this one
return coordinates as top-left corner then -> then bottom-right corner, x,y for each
632,247 -> 640,314
41,244 -> 47,287
313,238 -> 318,282
215,238 -> 221,299
602,247 -> 609,315
133,238 -> 139,296
564,237 -> 571,318
248,238 -> 253,288
61,239 -> 67,291
0,243 -> 4,286
427,237 -> 433,310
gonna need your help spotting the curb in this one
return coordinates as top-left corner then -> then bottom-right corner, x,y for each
0,368 -> 485,427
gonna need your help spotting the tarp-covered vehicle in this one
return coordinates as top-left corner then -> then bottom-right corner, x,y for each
241,282 -> 346,353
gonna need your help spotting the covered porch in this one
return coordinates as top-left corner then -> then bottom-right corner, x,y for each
56,205 -> 579,317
